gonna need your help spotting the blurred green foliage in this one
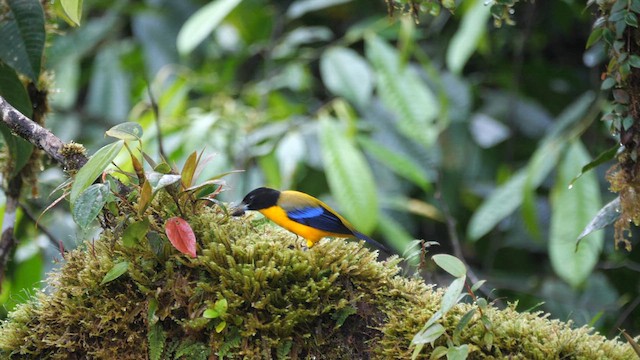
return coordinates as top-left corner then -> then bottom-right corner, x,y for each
0,0 -> 638,341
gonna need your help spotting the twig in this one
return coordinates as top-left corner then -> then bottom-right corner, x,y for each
18,202 -> 62,249
434,172 -> 496,302
0,95 -> 87,169
0,176 -> 22,290
146,85 -> 167,162
609,295 -> 640,338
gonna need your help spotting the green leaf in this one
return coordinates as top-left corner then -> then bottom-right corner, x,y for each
432,254 -> 466,278
366,35 -> 440,148
446,344 -> 470,360
359,137 -> 430,190
100,261 -> 129,285
122,219 -> 150,248
440,276 -> 466,313
148,323 -> 166,360
203,309 -> 221,319
105,122 -> 143,141
570,145 -> 620,187
147,172 -> 182,192
70,140 -> 124,208
0,0 -> 45,80
550,140 -> 603,288
331,306 -> 357,328
58,0 -> 83,26
625,11 -> 638,27
72,183 -> 109,229
446,0 -> 491,74
320,47 -> 373,107
576,197 -> 620,245
411,323 -> 445,345
319,117 -> 378,233
215,321 -> 227,333
467,171 -> 526,241
177,0 -> 243,54
585,27 -> 603,49
276,340 -> 293,360
0,63 -> 34,177
453,309 -> 476,343
630,55 -> 640,68
286,0 -> 351,19
181,151 -> 198,189
86,44 -> 131,122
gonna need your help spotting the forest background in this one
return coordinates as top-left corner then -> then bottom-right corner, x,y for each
0,0 -> 638,342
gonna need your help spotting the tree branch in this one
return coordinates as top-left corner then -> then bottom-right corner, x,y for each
0,95 -> 87,169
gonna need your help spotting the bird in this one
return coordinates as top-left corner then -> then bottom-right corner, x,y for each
231,187 -> 390,253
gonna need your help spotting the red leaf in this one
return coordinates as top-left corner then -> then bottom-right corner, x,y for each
164,217 -> 197,258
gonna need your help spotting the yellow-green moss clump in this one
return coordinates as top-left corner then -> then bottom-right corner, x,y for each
0,205 -> 634,359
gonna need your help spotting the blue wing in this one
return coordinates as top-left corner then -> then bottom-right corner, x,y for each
286,206 -> 353,235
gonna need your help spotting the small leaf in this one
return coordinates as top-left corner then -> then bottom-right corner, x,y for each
453,309 -> 476,342
147,172 -> 181,192
177,0 -> 243,54
138,180 -> 153,215
432,254 -> 466,278
165,217 -> 197,258
106,122 -> 143,141
470,280 -> 486,292
203,309 -> 221,319
440,276 -> 466,314
411,323 -> 445,345
148,298 -> 159,325
214,298 -> 228,313
585,27 -> 603,49
429,346 -> 448,360
446,344 -> 469,360
331,306 -> 357,328
100,261 -> 129,285
59,0 -> 83,26
72,183 -> 109,229
215,321 -> 227,333
122,219 -> 150,248
569,145 -> 620,187
576,197 -> 620,245
148,323 -> 166,360
181,151 -> 198,189
630,55 -> 640,68
70,140 -> 124,208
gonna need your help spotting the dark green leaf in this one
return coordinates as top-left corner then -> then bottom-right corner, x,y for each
70,140 -> 124,208
601,77 -> 616,90
100,261 -> 129,285
630,55 -> 640,68
72,183 -> 109,229
576,197 -> 620,245
331,306 -> 357,328
570,145 -> 620,187
586,27 -> 603,49
105,122 -> 143,141
122,219 -> 150,248
625,11 -> 638,27
0,0 -> 45,80
0,67 -> 34,177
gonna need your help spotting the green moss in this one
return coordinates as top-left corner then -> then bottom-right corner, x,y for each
0,204 -> 634,359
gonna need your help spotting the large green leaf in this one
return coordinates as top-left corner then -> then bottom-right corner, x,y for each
549,140 -> 603,288
0,0 -> 45,80
0,63 -> 34,177
365,35 -> 440,148
320,47 -> 373,107
446,0 -> 491,74
467,170 -> 526,241
177,0 -> 243,54
86,44 -> 131,122
70,140 -> 124,209
319,117 -> 377,233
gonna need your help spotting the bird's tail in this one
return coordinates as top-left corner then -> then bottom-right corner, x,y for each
353,231 -> 391,254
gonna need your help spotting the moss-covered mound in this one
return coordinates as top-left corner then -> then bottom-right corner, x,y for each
0,206 -> 634,359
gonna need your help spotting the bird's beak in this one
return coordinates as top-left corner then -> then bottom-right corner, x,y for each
231,203 -> 248,217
